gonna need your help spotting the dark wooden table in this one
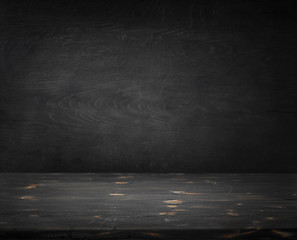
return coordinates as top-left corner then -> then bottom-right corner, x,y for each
0,173 -> 296,239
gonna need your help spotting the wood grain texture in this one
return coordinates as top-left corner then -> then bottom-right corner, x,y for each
0,173 -> 296,232
0,173 -> 297,239
0,2 -> 296,172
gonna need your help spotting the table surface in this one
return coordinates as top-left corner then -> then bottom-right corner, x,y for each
0,173 -> 296,238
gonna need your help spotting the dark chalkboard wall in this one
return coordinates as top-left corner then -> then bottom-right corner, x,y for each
0,0 -> 296,172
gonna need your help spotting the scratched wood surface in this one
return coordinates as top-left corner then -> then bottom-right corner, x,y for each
0,173 -> 296,234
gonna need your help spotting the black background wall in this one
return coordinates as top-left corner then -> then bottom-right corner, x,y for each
0,0 -> 296,172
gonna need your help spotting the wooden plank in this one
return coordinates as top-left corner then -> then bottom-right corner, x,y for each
0,173 -> 296,233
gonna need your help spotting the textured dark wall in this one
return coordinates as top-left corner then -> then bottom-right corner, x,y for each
0,0 -> 296,172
